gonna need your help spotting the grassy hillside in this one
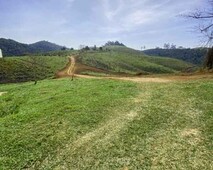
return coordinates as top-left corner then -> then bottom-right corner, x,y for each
143,48 -> 207,65
78,46 -> 195,75
0,56 -> 68,83
0,49 -> 80,83
0,77 -> 212,169
0,46 -> 195,83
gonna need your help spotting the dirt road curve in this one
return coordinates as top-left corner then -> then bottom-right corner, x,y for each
67,57 -> 75,76
56,56 -> 213,82
55,56 -> 76,78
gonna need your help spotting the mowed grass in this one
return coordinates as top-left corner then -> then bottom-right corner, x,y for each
0,77 -> 212,169
78,46 -> 194,75
0,78 -> 137,169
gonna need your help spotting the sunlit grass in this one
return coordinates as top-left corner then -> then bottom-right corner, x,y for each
78,46 -> 194,75
0,77 -> 212,169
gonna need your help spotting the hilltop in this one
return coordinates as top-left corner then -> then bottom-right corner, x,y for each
29,41 -> 65,53
0,38 -> 65,56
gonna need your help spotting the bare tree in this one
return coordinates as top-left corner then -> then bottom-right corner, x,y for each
163,43 -> 170,49
185,0 -> 213,69
186,1 -> 213,45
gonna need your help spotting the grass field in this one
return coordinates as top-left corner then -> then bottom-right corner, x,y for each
0,77 -> 212,169
78,46 -> 194,75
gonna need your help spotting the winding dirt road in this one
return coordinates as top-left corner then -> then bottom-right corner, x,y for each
56,56 -> 213,83
55,56 -> 76,78
67,56 -> 75,76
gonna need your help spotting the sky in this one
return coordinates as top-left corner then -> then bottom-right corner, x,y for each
0,0 -> 207,49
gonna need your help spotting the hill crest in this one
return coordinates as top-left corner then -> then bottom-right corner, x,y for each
0,38 -> 66,56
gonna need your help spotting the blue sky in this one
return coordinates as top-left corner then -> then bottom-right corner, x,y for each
0,0 -> 206,49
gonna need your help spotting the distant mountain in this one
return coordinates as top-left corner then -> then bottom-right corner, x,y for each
143,48 -> 208,65
0,38 -> 33,56
29,41 -> 64,53
0,38 -> 66,56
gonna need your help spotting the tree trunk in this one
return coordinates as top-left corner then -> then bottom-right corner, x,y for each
206,47 -> 213,69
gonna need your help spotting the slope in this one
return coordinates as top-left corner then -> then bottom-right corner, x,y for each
0,55 -> 69,83
0,46 -> 196,84
0,38 -> 34,56
78,46 -> 195,75
29,41 -> 64,53
143,48 -> 207,65
0,38 -> 65,56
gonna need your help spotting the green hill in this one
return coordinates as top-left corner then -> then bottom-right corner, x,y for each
0,56 -> 68,83
29,41 -> 65,53
0,46 -> 196,83
0,38 -> 65,56
143,48 -> 207,65
78,46 -> 195,75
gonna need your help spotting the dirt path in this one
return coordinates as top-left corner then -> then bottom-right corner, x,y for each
56,56 -> 213,83
67,57 -> 75,76
55,56 -> 76,78
56,56 -> 171,83
76,74 -> 171,83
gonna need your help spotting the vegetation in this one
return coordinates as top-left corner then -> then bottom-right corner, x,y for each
104,41 -> 125,47
0,56 -> 68,83
0,46 -> 194,83
78,46 -> 194,75
0,38 -> 33,56
0,77 -> 212,169
0,38 -> 66,56
143,48 -> 207,65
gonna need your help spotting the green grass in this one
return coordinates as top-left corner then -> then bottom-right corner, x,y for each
0,77 -> 212,169
0,56 -> 68,83
0,78 -> 137,169
78,46 -> 194,75
80,71 -> 110,77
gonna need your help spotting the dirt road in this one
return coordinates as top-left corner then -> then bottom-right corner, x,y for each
55,56 -> 76,78
56,56 -> 172,83
56,56 -> 213,82
67,56 -> 75,76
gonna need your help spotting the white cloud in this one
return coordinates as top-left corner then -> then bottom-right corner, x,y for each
97,0 -> 203,34
101,0 -> 124,20
66,0 -> 75,3
124,10 -> 155,26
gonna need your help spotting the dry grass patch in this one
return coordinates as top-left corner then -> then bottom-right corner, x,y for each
0,92 -> 7,96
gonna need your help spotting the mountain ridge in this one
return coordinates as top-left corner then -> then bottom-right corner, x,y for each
143,48 -> 207,65
0,38 -> 66,56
